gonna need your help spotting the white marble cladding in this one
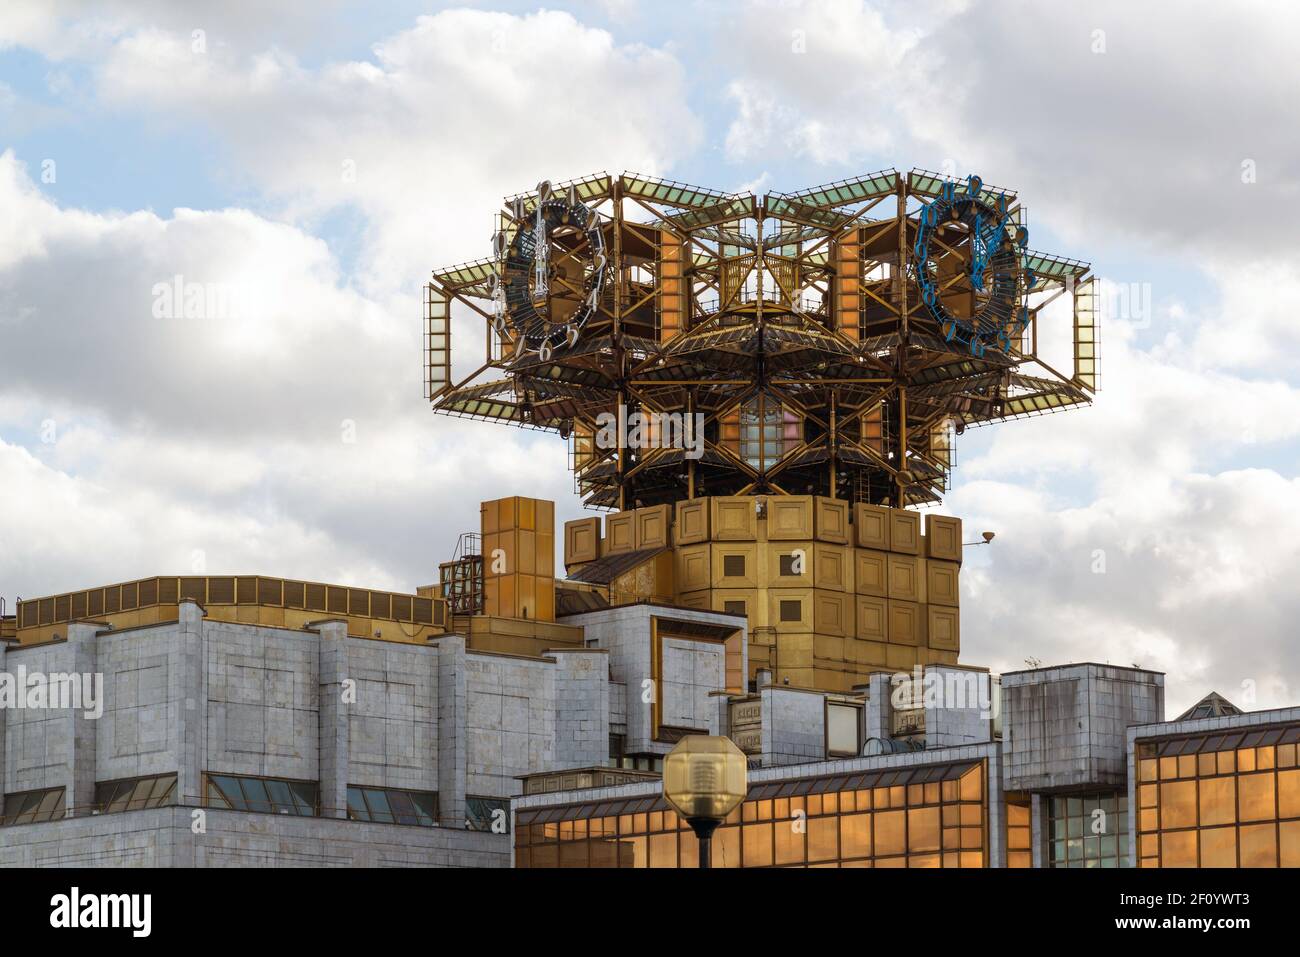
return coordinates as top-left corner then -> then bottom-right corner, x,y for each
564,603 -> 740,754
1001,664 -> 1164,792
0,806 -> 508,867
760,687 -> 827,766
0,602 -> 613,859
925,666 -> 994,748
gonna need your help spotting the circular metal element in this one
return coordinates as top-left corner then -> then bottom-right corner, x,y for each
498,189 -> 606,355
911,174 -> 1030,357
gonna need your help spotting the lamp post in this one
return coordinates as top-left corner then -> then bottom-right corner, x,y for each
662,735 -> 747,869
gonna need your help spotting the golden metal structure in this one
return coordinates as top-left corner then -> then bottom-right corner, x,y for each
426,170 -> 1097,510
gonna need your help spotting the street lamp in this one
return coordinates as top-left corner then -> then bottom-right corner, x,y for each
662,735 -> 748,869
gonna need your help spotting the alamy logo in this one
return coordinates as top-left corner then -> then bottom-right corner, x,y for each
0,667 -> 104,719
594,404 -> 704,459
50,887 -> 152,937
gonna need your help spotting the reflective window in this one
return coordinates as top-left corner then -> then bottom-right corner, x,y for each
515,761 -> 986,868
205,774 -> 318,816
1005,793 -> 1032,867
466,795 -> 509,832
1048,791 -> 1130,868
347,786 -> 438,826
1,787 -> 66,826
94,774 -> 177,814
1136,723 -> 1300,867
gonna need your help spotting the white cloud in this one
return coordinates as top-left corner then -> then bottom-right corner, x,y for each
91,10 -> 701,292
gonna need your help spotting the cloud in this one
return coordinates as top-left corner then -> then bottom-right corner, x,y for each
721,0 -> 1300,262
90,9 -> 701,291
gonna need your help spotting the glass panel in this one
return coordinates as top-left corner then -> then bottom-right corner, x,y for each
210,776 -> 243,810
1239,773 -> 1276,822
265,779 -> 293,813
346,786 -> 368,821
239,778 -> 271,813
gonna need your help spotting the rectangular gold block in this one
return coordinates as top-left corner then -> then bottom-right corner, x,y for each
765,541 -> 811,586
677,591 -> 709,610
775,633 -> 813,669
814,591 -> 852,637
887,599 -> 925,646
711,542 -> 758,588
675,543 -> 711,593
886,644 -> 920,671
814,497 -> 851,544
887,553 -> 921,602
675,498 -> 710,544
855,595 -> 887,641
606,511 -> 636,554
635,504 -> 672,550
926,560 -> 960,607
776,666 -> 816,689
813,543 -> 850,592
814,634 -> 845,662
769,587 -> 813,633
767,495 -> 813,540
711,496 -> 758,541
889,509 -> 921,554
854,548 -> 888,597
848,637 -> 888,666
855,503 -> 890,549
712,587 -> 758,622
926,514 -> 963,563
928,604 -> 960,651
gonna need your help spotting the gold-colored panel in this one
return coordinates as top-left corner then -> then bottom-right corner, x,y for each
711,496 -> 758,541
765,541 -> 812,587
606,511 -> 636,554
888,510 -> 920,555
675,499 -> 709,544
814,543 -> 850,593
813,497 -> 850,545
886,599 -> 924,646
927,605 -> 959,651
635,504 -> 672,550
674,544 -> 711,594
855,595 -> 887,641
854,548 -> 888,597
767,495 -> 813,541
768,587 -> 813,633
926,560 -> 959,607
855,503 -> 890,550
814,591 -> 852,638
887,554 -> 921,602
925,514 -> 962,563
814,634 -> 845,663
711,543 -> 758,589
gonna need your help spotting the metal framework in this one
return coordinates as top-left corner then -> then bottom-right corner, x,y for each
425,170 -> 1098,509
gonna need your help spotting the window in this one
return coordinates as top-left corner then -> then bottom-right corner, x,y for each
1136,725 -> 1300,867
515,761 -> 986,868
779,600 -> 801,622
1048,791 -> 1130,868
95,774 -> 177,814
723,600 -> 747,616
736,393 -> 801,472
826,701 -> 862,757
779,554 -> 801,577
1005,794 -> 1032,867
347,786 -> 438,826
722,555 -> 746,578
2,787 -> 66,826
205,774 -> 318,816
467,796 -> 510,833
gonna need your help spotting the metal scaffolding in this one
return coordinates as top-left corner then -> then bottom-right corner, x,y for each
425,170 -> 1097,510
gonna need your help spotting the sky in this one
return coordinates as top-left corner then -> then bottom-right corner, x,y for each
1,0 -> 1298,717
